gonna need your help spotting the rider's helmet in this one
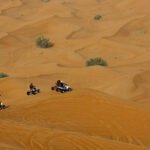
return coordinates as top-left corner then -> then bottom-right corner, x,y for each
57,80 -> 61,84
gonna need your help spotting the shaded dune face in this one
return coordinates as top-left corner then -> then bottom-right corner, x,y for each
0,0 -> 150,149
108,16 -> 150,47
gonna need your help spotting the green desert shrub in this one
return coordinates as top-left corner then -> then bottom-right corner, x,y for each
36,35 -> 53,48
94,15 -> 102,20
86,57 -> 108,67
0,73 -> 8,78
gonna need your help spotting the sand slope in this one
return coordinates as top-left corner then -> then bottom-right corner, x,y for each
0,0 -> 150,149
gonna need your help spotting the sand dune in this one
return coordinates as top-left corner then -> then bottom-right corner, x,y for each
0,0 -> 150,149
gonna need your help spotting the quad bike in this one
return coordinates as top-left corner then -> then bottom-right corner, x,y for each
51,83 -> 72,93
0,105 -> 6,110
0,95 -> 8,110
0,104 -> 9,110
27,87 -> 40,95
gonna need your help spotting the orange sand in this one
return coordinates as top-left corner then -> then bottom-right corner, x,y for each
0,0 -> 150,149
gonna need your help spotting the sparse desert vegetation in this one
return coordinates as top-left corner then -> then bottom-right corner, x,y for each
36,35 -> 53,48
86,57 -> 108,67
0,73 -> 8,78
94,14 -> 102,20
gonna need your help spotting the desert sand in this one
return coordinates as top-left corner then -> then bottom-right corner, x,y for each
0,0 -> 150,149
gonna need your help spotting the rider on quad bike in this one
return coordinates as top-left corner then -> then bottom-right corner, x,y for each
0,95 -> 6,110
56,80 -> 64,87
52,80 -> 72,93
0,101 -> 5,109
29,83 -> 36,92
27,83 -> 40,95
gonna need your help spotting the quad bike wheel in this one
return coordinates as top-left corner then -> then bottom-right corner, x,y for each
51,87 -> 55,90
37,89 -> 40,93
56,88 -> 60,92
27,91 -> 30,95
60,90 -> 65,93
0,105 -> 5,110
32,91 -> 36,95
